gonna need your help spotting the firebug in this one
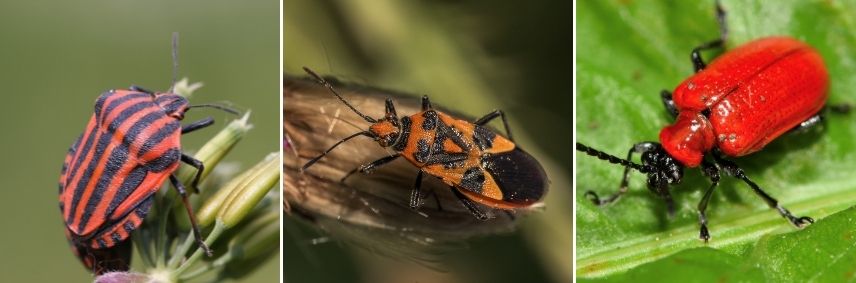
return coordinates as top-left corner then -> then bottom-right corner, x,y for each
300,67 -> 548,220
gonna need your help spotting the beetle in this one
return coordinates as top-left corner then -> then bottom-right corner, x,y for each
299,67 -> 547,220
58,35 -> 232,274
576,1 -> 843,241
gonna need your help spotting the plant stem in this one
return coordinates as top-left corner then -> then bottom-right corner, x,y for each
174,221 -> 226,275
167,229 -> 198,269
157,192 -> 177,268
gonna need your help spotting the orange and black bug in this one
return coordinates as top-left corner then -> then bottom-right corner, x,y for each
58,35 -> 232,274
300,67 -> 548,219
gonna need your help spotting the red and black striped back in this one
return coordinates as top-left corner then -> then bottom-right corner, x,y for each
59,89 -> 188,272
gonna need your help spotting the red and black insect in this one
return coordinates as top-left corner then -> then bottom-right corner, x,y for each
300,67 -> 547,219
576,1 -> 843,241
58,35 -> 232,274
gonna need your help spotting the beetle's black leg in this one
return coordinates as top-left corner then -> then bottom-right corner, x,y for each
661,90 -> 679,118
712,153 -> 813,228
585,142 -> 660,205
422,95 -> 433,111
410,171 -> 425,209
474,109 -> 514,141
663,190 -> 676,217
340,154 -> 400,183
451,187 -> 488,220
180,154 -> 205,193
691,40 -> 725,72
788,114 -> 823,134
182,117 -> 215,134
698,160 -> 721,242
828,103 -> 852,114
169,175 -> 213,256
788,104 -> 851,134
691,0 -> 728,72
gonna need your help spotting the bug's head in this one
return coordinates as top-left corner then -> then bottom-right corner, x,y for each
369,98 -> 401,147
155,93 -> 190,120
640,144 -> 684,196
576,142 -> 684,213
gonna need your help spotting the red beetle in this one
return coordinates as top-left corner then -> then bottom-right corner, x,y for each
576,2 -> 842,241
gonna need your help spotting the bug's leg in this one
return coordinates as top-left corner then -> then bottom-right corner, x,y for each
789,104 -> 851,134
828,103 -> 852,114
169,175 -> 213,256
422,95 -> 433,111
451,187 -> 489,220
384,98 -> 399,121
409,171 -> 425,209
697,160 -> 721,242
585,142 -> 659,205
474,109 -> 514,141
430,189 -> 445,211
180,153 -> 205,193
340,155 -> 400,183
691,0 -> 728,72
661,90 -> 679,118
712,153 -> 813,227
182,117 -> 214,134
788,114 -> 823,134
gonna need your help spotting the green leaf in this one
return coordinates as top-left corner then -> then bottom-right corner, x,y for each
748,206 -> 856,282
585,205 -> 856,282
580,248 -> 765,283
577,0 -> 856,278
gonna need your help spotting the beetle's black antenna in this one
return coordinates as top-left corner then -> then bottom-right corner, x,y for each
303,67 -> 378,123
576,142 -> 653,173
169,32 -> 179,93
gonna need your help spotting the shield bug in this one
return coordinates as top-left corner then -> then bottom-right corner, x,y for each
58,34 -> 235,274
299,67 -> 548,220
576,1 -> 843,241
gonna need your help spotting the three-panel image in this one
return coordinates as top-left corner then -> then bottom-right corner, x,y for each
9,0 -> 841,282
4,0 -> 568,282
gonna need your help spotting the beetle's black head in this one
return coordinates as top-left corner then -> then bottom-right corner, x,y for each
154,93 -> 190,120
640,144 -> 684,210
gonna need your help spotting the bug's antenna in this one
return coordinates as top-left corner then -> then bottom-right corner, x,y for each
303,67 -> 378,123
169,32 -> 179,93
302,131 -> 374,172
576,142 -> 653,173
189,103 -> 241,115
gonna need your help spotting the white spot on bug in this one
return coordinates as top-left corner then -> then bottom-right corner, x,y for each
690,119 -> 701,130
688,82 -> 695,90
718,134 -> 726,141
728,134 -> 737,142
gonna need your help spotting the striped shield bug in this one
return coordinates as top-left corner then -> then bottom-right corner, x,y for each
58,34 -> 236,274
300,67 -> 548,220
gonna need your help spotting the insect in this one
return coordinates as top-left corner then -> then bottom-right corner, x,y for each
58,34 -> 231,274
576,1 -> 841,241
300,67 -> 547,220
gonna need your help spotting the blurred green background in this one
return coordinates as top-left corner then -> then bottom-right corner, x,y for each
284,1 -> 571,282
0,1 -> 279,282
